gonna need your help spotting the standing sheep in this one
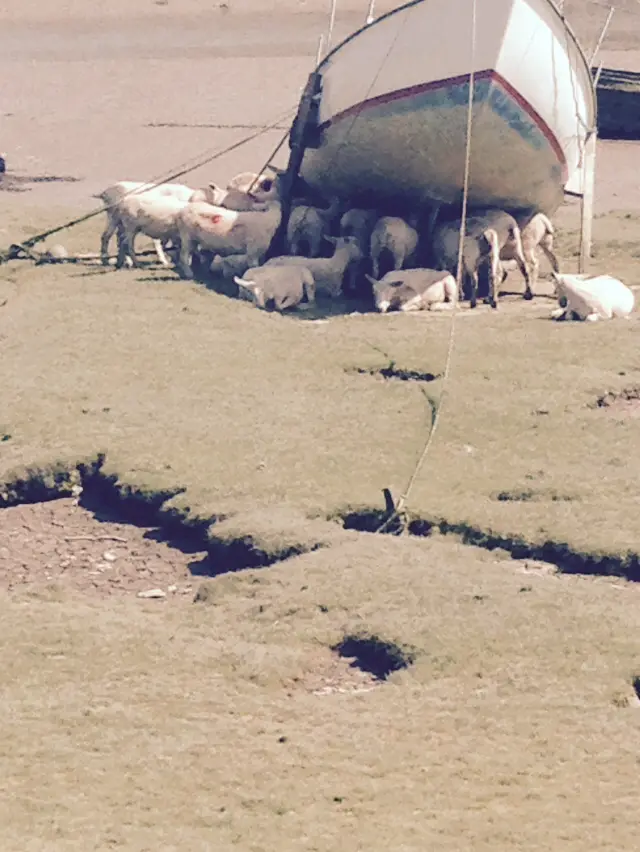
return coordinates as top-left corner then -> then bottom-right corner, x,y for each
286,198 -> 341,257
176,178 -> 283,279
432,209 -> 528,308
498,212 -> 560,297
369,215 -> 419,279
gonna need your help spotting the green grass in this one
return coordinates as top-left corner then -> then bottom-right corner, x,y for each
2,200 -> 640,560
2,199 -> 640,851
1,536 -> 639,851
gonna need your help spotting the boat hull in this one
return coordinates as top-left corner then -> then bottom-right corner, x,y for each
298,0 -> 596,215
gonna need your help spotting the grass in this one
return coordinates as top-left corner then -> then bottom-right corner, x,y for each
1,536 -> 639,850
2,198 -> 640,850
2,200 -> 640,558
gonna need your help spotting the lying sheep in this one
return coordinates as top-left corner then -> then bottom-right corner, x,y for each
550,273 -> 634,321
366,268 -> 458,313
233,266 -> 316,312
369,215 -> 419,279
263,235 -> 361,298
176,177 -> 282,279
432,209 -> 528,308
286,197 -> 341,257
499,212 -> 559,297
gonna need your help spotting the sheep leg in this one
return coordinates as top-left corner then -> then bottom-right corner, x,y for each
153,238 -> 170,267
540,242 -> 560,274
121,226 -> 140,269
178,238 -> 194,280
115,223 -> 129,270
100,214 -> 118,266
468,271 -> 478,309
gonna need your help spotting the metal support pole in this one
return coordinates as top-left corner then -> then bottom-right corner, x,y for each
579,130 -> 597,273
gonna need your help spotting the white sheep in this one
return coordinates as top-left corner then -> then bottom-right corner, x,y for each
233,266 -> 316,312
369,215 -> 419,279
499,212 -> 560,297
176,178 -> 283,279
366,268 -> 458,313
550,273 -> 635,321
263,235 -> 362,298
95,180 -> 233,267
115,194 -> 193,269
432,209 -> 528,308
286,198 -> 341,257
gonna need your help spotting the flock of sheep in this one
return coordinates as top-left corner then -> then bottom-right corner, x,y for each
94,167 -> 635,322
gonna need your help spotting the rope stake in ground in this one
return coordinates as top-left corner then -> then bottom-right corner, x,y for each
377,0 -> 478,535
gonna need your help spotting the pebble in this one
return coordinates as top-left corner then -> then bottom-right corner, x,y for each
103,551 -> 118,562
137,588 -> 166,599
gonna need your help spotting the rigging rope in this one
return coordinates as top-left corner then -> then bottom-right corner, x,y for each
377,0 -> 478,533
0,107 -> 296,264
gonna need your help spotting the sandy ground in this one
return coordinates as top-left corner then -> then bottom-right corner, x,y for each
1,1 -> 639,215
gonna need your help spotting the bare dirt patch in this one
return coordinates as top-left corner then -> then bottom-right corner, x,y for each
285,646 -> 381,696
592,386 -> 640,417
0,497 -> 202,598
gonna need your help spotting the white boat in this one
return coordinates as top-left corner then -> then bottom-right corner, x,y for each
292,0 -> 596,216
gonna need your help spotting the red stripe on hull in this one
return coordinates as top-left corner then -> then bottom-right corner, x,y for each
321,69 -> 567,175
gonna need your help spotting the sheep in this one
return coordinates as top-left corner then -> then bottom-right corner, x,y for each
286,197 -> 341,257
369,215 -> 419,279
227,171 -> 273,193
499,212 -> 560,297
95,181 -> 226,267
263,235 -> 362,298
550,273 -> 635,321
233,266 -> 316,312
96,179 -> 265,267
365,268 -> 458,313
176,177 -> 283,279
115,194 -> 190,270
339,207 -> 378,254
431,209 -> 528,308
209,252 -> 257,281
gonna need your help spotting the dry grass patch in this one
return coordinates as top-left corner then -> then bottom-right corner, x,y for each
1,534 -> 639,850
3,200 -> 640,565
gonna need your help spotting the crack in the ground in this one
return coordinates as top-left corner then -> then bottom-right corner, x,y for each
346,366 -> 441,383
1,457 -> 639,583
335,507 -> 640,583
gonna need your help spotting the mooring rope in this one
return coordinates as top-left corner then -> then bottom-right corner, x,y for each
0,106 -> 296,265
377,0 -> 478,533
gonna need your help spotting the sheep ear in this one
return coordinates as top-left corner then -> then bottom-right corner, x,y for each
234,276 -> 254,288
324,235 -> 338,244
364,274 -> 378,285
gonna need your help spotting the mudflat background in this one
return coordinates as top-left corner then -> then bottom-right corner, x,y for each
1,0 -> 640,211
